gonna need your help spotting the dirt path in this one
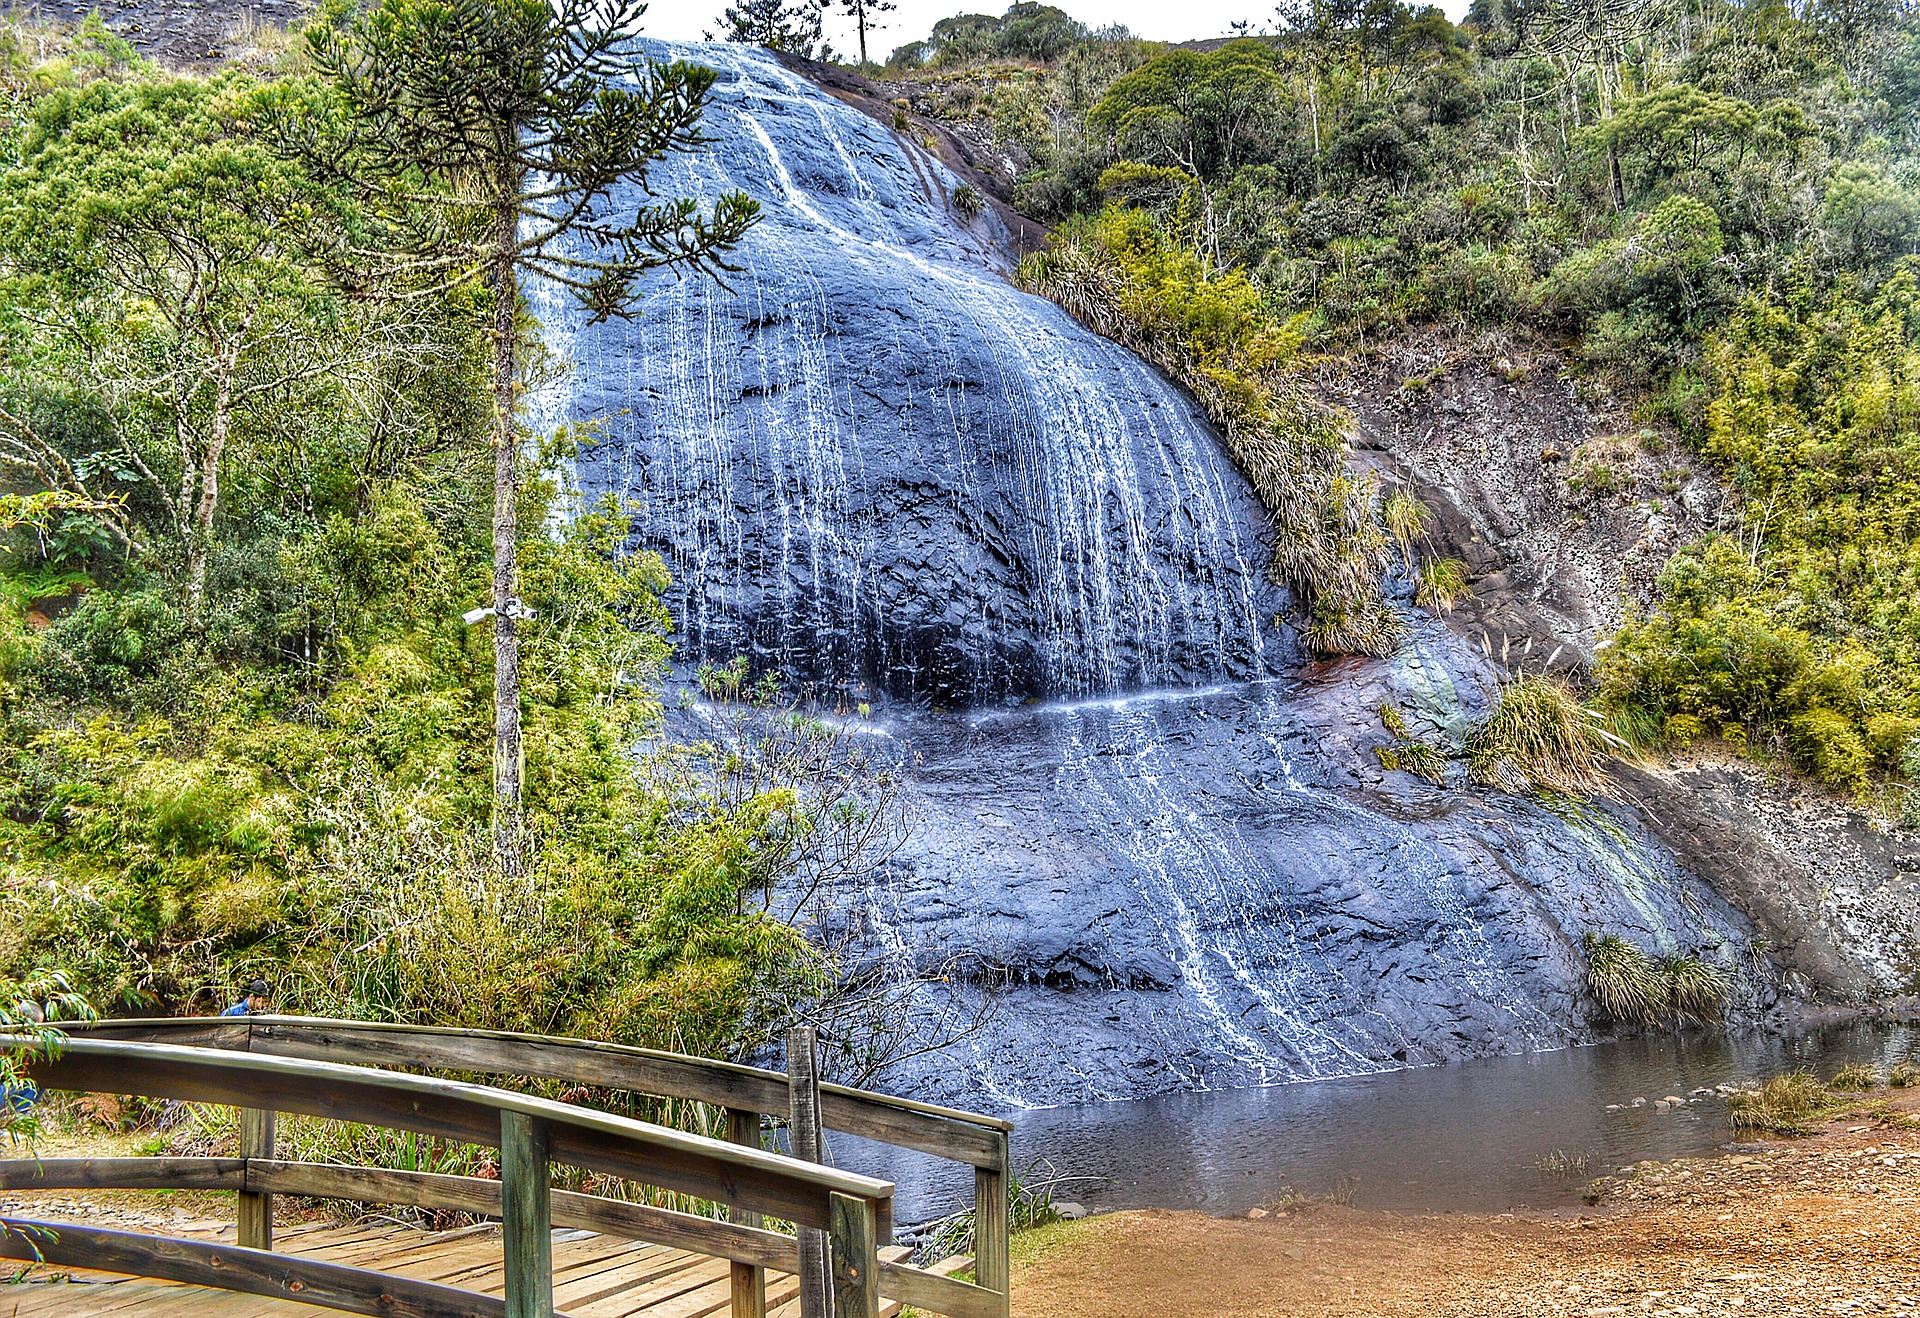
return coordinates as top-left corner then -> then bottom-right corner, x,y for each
1013,1091 -> 1920,1317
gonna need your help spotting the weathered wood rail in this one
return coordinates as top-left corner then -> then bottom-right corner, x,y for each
0,1017 -> 1013,1318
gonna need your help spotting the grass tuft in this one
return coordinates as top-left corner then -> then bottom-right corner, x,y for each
1890,1061 -> 1918,1088
1584,933 -> 1668,1024
1414,558 -> 1471,614
1583,934 -> 1732,1026
1469,676 -> 1613,797
1661,954 -> 1732,1023
1828,1062 -> 1879,1092
1728,1070 -> 1851,1136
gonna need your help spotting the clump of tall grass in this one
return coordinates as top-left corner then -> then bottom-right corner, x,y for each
1584,933 -> 1668,1024
1891,1061 -> 1918,1088
1661,954 -> 1732,1023
1728,1071 -> 1850,1136
1382,490 -> 1430,567
952,182 -> 983,220
1828,1063 -> 1879,1092
1583,934 -> 1731,1026
1415,558 -> 1471,613
1469,676 -> 1615,797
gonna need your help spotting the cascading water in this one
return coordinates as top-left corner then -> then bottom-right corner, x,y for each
532,43 -> 1769,1107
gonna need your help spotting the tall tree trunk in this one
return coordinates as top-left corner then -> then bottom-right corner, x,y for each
491,186 -> 524,877
185,342 -> 240,621
856,3 -> 867,65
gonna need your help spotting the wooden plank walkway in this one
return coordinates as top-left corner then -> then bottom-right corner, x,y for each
0,1218 -> 906,1317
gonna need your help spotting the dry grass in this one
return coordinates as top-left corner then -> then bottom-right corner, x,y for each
1727,1070 -> 1851,1136
1468,675 -> 1614,797
1828,1062 -> 1879,1092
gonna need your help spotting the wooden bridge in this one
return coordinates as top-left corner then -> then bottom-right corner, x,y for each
0,1017 -> 1012,1318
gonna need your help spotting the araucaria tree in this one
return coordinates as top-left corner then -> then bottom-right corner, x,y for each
723,0 -> 825,56
834,0 -> 896,67
268,0 -> 759,872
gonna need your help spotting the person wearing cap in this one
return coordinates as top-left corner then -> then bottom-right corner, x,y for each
221,979 -> 272,1016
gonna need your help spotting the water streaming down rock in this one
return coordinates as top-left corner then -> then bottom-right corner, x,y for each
534,43 -> 1769,1107
540,42 -> 1284,707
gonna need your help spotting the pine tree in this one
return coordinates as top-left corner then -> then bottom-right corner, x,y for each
265,0 -> 759,873
723,0 -> 824,56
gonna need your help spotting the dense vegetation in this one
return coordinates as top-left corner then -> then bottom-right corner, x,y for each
0,12 -> 894,1061
880,0 -> 1920,798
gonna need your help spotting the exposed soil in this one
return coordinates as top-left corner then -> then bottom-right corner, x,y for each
1013,1087 -> 1920,1317
13,0 -> 306,69
1327,328 -> 1725,676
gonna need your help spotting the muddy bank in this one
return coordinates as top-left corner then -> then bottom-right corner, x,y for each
1012,1084 -> 1920,1317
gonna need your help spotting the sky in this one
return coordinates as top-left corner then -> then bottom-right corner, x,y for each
644,0 -> 1475,58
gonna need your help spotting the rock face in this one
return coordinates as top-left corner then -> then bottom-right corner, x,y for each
1330,333 -> 1725,673
542,43 -> 1286,708
546,43 -> 1784,1107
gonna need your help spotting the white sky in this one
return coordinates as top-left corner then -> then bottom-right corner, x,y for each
641,0 -> 1474,57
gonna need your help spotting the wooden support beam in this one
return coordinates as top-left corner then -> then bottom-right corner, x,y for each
972,1128 -> 1011,1317
728,1107 -> 768,1318
0,1157 -> 245,1191
787,1025 -> 831,1318
501,1109 -> 553,1318
828,1190 -> 879,1318
238,1105 -> 276,1250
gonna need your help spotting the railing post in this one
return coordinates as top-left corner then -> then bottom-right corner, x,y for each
237,1105 -> 275,1250
974,1127 -> 1010,1316
500,1109 -> 552,1318
827,1191 -> 879,1318
727,1107 -> 767,1318
786,1025 -> 830,1318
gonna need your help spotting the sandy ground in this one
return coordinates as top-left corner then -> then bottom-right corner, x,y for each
1012,1089 -> 1920,1318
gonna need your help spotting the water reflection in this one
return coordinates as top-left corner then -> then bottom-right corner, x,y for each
833,1022 -> 1919,1222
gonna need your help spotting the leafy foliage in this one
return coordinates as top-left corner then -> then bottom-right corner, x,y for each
895,0 -> 1920,784
0,16 -> 885,1063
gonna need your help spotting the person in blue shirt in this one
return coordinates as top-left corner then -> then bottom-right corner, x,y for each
221,979 -> 272,1016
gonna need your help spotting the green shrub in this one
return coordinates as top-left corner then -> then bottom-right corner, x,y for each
1890,1061 -> 1918,1088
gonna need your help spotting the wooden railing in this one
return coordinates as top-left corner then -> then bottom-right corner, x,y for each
0,1017 -> 1013,1318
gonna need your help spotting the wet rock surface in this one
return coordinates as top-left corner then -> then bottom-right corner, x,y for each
549,43 -> 1288,708
553,45 -> 1798,1107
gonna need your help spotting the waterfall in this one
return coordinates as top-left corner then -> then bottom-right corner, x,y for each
533,43 -> 1767,1107
534,42 -> 1280,706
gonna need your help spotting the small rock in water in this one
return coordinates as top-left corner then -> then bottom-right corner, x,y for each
1664,1095 -> 1687,1106
1243,1206 -> 1268,1220
1055,1201 -> 1089,1221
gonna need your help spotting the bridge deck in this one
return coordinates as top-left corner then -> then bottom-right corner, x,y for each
2,1217 -> 906,1317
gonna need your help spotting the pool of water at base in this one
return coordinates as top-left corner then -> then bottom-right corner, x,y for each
829,1020 -> 1920,1224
